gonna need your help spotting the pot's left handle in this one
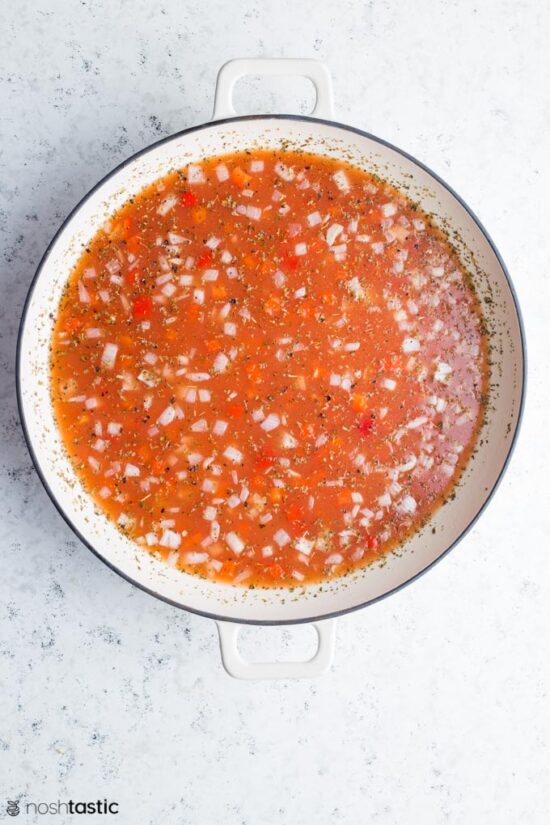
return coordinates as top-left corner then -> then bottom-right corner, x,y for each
216,619 -> 336,680
212,58 -> 334,121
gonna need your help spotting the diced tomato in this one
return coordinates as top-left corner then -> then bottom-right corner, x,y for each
192,206 -> 207,224
196,250 -> 213,269
180,190 -> 199,207
126,234 -> 142,255
231,166 -> 252,188
286,502 -> 305,523
269,487 -> 284,504
64,317 -> 82,333
211,284 -> 227,300
187,303 -> 200,320
267,562 -> 284,579
362,207 -> 381,225
227,403 -> 244,418
297,301 -> 314,319
243,254 -> 257,270
351,392 -> 369,413
245,363 -> 263,384
337,489 -> 354,506
137,444 -> 152,461
321,290 -> 336,306
110,217 -> 133,240
132,295 -> 152,320
263,295 -> 282,317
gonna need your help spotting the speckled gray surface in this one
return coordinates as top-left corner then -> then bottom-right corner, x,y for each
1,1 -> 549,823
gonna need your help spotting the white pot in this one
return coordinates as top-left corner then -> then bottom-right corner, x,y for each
17,59 -> 525,679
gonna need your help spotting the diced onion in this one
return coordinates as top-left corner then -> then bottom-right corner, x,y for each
307,211 -> 322,227
246,205 -> 262,221
274,162 -> 295,181
223,445 -> 243,463
402,337 -> 420,353
191,418 -> 208,432
187,165 -> 205,184
183,551 -> 208,564
325,553 -> 344,565
274,529 -> 291,547
215,163 -> 229,182
158,405 -> 176,426
213,419 -> 228,436
261,413 -> 280,432
295,536 -> 314,555
332,170 -> 350,192
397,495 -> 417,514
101,343 -> 118,369
186,372 -> 210,382
160,529 -> 181,549
78,280 -> 90,303
326,223 -> 343,246
213,352 -> 229,373
226,532 -> 245,555
157,195 -> 178,215
434,361 -> 452,382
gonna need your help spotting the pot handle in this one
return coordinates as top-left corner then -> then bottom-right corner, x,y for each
216,618 -> 336,680
212,58 -> 334,120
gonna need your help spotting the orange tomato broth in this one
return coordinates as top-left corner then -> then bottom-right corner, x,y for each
50,150 -> 487,588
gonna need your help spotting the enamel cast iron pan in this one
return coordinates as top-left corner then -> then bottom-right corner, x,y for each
17,59 -> 525,679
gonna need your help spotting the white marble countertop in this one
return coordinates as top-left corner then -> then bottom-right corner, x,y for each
2,1 -> 549,822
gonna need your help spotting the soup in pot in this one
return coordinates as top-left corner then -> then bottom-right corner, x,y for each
50,150 -> 487,587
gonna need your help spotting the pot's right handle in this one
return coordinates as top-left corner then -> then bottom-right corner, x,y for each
212,58 -> 334,121
216,619 -> 336,680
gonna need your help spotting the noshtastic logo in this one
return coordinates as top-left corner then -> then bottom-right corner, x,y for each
6,799 -> 118,816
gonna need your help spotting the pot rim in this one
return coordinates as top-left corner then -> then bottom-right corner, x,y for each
16,113 -> 527,625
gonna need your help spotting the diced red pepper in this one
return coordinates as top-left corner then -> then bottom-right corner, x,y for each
181,190 -> 199,207
132,295 -> 152,320
196,250 -> 213,269
255,445 -> 275,470
283,253 -> 300,271
366,534 -> 379,551
358,414 -> 375,436
125,267 -> 140,286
